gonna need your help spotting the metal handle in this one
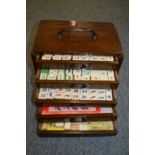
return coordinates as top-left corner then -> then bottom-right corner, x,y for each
58,28 -> 97,40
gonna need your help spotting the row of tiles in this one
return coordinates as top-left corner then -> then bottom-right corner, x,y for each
39,120 -> 114,131
41,54 -> 114,61
40,67 -> 115,81
38,88 -> 113,101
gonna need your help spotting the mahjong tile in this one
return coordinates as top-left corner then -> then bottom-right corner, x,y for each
39,88 -> 48,92
79,55 -> 89,61
80,94 -> 88,100
106,56 -> 114,61
81,69 -> 91,80
105,89 -> 113,101
47,69 -> 58,80
66,73 -> 73,80
88,56 -> 98,61
88,89 -> 98,100
52,54 -> 62,60
107,70 -> 115,81
72,89 -> 80,100
42,54 -> 52,60
64,121 -> 71,130
73,55 -> 80,60
61,55 -> 72,60
57,70 -> 65,80
54,92 -> 63,99
40,69 -> 49,80
47,88 -> 54,99
38,89 -> 48,99
91,70 -> 100,80
97,56 -> 107,61
99,70 -> 108,80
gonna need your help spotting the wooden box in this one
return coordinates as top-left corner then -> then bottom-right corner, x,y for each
31,20 -> 123,136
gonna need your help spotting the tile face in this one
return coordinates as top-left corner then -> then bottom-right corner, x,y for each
88,89 -> 98,100
97,89 -> 106,100
57,70 -> 65,80
52,55 -> 62,60
38,88 -> 48,99
81,68 -> 91,80
65,64 -> 74,80
42,54 -> 53,60
107,56 -> 114,61
64,121 -> 71,130
47,122 -> 64,131
73,70 -> 81,80
47,69 -> 57,80
107,70 -> 115,81
105,89 -> 113,101
91,70 -> 100,80
40,69 -> 49,80
78,55 -> 89,61
72,88 -> 80,100
61,55 -> 72,60
99,70 -> 108,80
63,88 -> 72,99
80,88 -> 89,100
72,55 -> 81,60
47,88 -> 54,99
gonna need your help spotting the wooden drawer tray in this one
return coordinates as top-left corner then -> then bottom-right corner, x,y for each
35,88 -> 117,106
37,105 -> 117,120
35,69 -> 119,88
35,54 -> 120,70
37,119 -> 117,136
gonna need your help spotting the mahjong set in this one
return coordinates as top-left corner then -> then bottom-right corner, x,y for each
32,20 -> 123,136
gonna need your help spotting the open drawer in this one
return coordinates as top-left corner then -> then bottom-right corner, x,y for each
35,54 -> 120,70
35,87 -> 117,106
37,104 -> 117,120
37,118 -> 117,136
35,68 -> 119,89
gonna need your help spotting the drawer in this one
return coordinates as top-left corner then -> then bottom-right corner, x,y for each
35,87 -> 117,106
37,105 -> 117,120
37,118 -> 117,136
35,68 -> 119,89
35,54 -> 120,70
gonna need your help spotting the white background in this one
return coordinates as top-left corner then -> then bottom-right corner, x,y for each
0,0 -> 155,154
130,0 -> 155,154
0,0 -> 26,154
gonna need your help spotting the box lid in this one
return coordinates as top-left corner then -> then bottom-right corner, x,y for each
32,20 -> 123,55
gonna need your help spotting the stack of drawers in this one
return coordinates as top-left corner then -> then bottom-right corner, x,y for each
31,20 -> 123,136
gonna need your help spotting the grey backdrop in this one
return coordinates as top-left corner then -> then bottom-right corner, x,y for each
26,0 -> 129,155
